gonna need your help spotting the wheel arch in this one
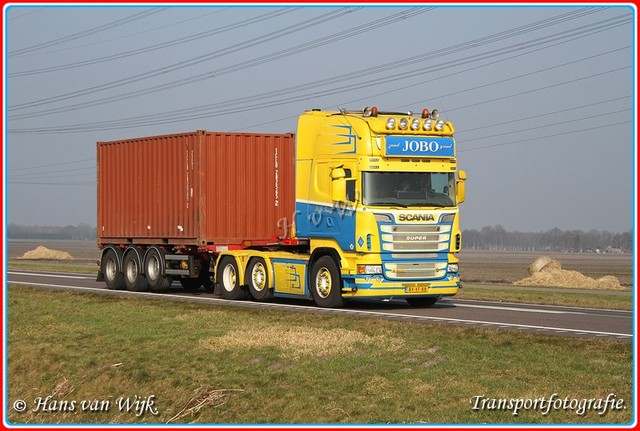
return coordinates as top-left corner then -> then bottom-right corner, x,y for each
308,247 -> 343,285
101,245 -> 124,269
123,246 -> 145,273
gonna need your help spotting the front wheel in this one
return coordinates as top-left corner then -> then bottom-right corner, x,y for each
217,256 -> 248,300
310,256 -> 344,308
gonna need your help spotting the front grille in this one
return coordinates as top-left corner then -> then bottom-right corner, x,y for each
380,224 -> 451,252
384,262 -> 446,279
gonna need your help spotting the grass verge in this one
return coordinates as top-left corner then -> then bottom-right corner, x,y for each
6,285 -> 633,425
457,284 -> 633,311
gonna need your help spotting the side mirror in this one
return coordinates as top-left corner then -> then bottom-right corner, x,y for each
456,170 -> 467,204
331,168 -> 347,202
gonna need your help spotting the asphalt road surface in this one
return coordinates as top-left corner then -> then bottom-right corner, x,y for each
7,270 -> 633,340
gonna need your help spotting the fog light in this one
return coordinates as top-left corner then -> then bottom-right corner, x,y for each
447,263 -> 459,273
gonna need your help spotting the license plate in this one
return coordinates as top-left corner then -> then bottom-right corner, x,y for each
403,283 -> 430,293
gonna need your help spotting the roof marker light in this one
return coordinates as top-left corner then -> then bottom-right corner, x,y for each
421,109 -> 430,118
430,109 -> 440,120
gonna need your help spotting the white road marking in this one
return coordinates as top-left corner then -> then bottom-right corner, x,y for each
7,271 -> 94,280
7,280 -> 632,339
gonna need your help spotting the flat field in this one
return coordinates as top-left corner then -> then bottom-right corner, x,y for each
7,240 -> 634,287
6,285 -> 633,425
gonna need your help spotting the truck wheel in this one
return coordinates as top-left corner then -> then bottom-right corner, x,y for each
123,250 -> 149,292
310,256 -> 344,308
101,249 -> 125,290
145,248 -> 172,291
246,257 -> 272,301
406,297 -> 439,307
217,256 -> 248,300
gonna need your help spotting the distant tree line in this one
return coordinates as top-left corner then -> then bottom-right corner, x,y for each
463,225 -> 632,253
7,223 -> 632,253
7,224 -> 96,241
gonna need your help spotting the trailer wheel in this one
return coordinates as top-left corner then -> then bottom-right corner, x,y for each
145,248 -> 172,291
123,250 -> 149,292
101,248 -> 125,290
218,256 -> 248,300
246,257 -> 272,301
405,297 -> 439,307
310,256 -> 344,308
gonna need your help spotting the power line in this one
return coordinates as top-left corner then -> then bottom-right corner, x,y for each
7,8 -> 362,112
9,8 -> 609,121
8,8 -> 298,77
8,8 -> 167,57
454,95 -> 632,135
7,157 -> 95,172
9,8 -> 230,58
9,25 -> 631,133
458,120 -> 632,153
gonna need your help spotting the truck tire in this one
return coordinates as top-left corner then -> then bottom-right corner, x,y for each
145,248 -> 172,291
123,249 -> 149,292
246,257 -> 272,301
310,256 -> 344,308
405,297 -> 439,307
217,256 -> 248,300
101,248 -> 125,290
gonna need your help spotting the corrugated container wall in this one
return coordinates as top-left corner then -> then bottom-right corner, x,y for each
97,131 -> 296,248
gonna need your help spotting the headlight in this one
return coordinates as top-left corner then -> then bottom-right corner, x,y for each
423,119 -> 432,131
386,118 -> 396,130
435,119 -> 445,131
447,263 -> 459,273
399,118 -> 408,130
411,119 -> 420,130
358,265 -> 383,275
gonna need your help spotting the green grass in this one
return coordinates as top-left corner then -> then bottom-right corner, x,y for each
457,284 -> 633,310
8,261 -> 98,274
7,285 -> 633,425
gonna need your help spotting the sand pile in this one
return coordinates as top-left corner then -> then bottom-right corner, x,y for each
515,256 -> 622,290
18,246 -> 74,260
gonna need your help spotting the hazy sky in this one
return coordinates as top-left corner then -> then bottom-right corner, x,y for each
3,3 -> 636,233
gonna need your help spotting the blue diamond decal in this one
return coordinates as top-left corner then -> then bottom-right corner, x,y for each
357,237 -> 365,247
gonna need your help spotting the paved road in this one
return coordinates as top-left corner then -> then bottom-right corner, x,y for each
7,270 -> 633,340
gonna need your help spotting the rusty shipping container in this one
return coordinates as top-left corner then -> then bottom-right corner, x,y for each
97,130 -> 296,248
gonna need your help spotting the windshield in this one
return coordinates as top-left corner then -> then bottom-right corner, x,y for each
362,172 -> 456,208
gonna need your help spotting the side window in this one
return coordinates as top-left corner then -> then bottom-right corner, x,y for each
344,168 -> 356,202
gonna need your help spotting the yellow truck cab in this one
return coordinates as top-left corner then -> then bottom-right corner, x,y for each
216,107 -> 466,308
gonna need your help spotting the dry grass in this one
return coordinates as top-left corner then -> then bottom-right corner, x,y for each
200,325 -> 404,360
515,256 -> 624,290
17,245 -> 74,260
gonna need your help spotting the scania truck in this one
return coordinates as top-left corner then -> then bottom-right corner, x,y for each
97,107 -> 466,308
